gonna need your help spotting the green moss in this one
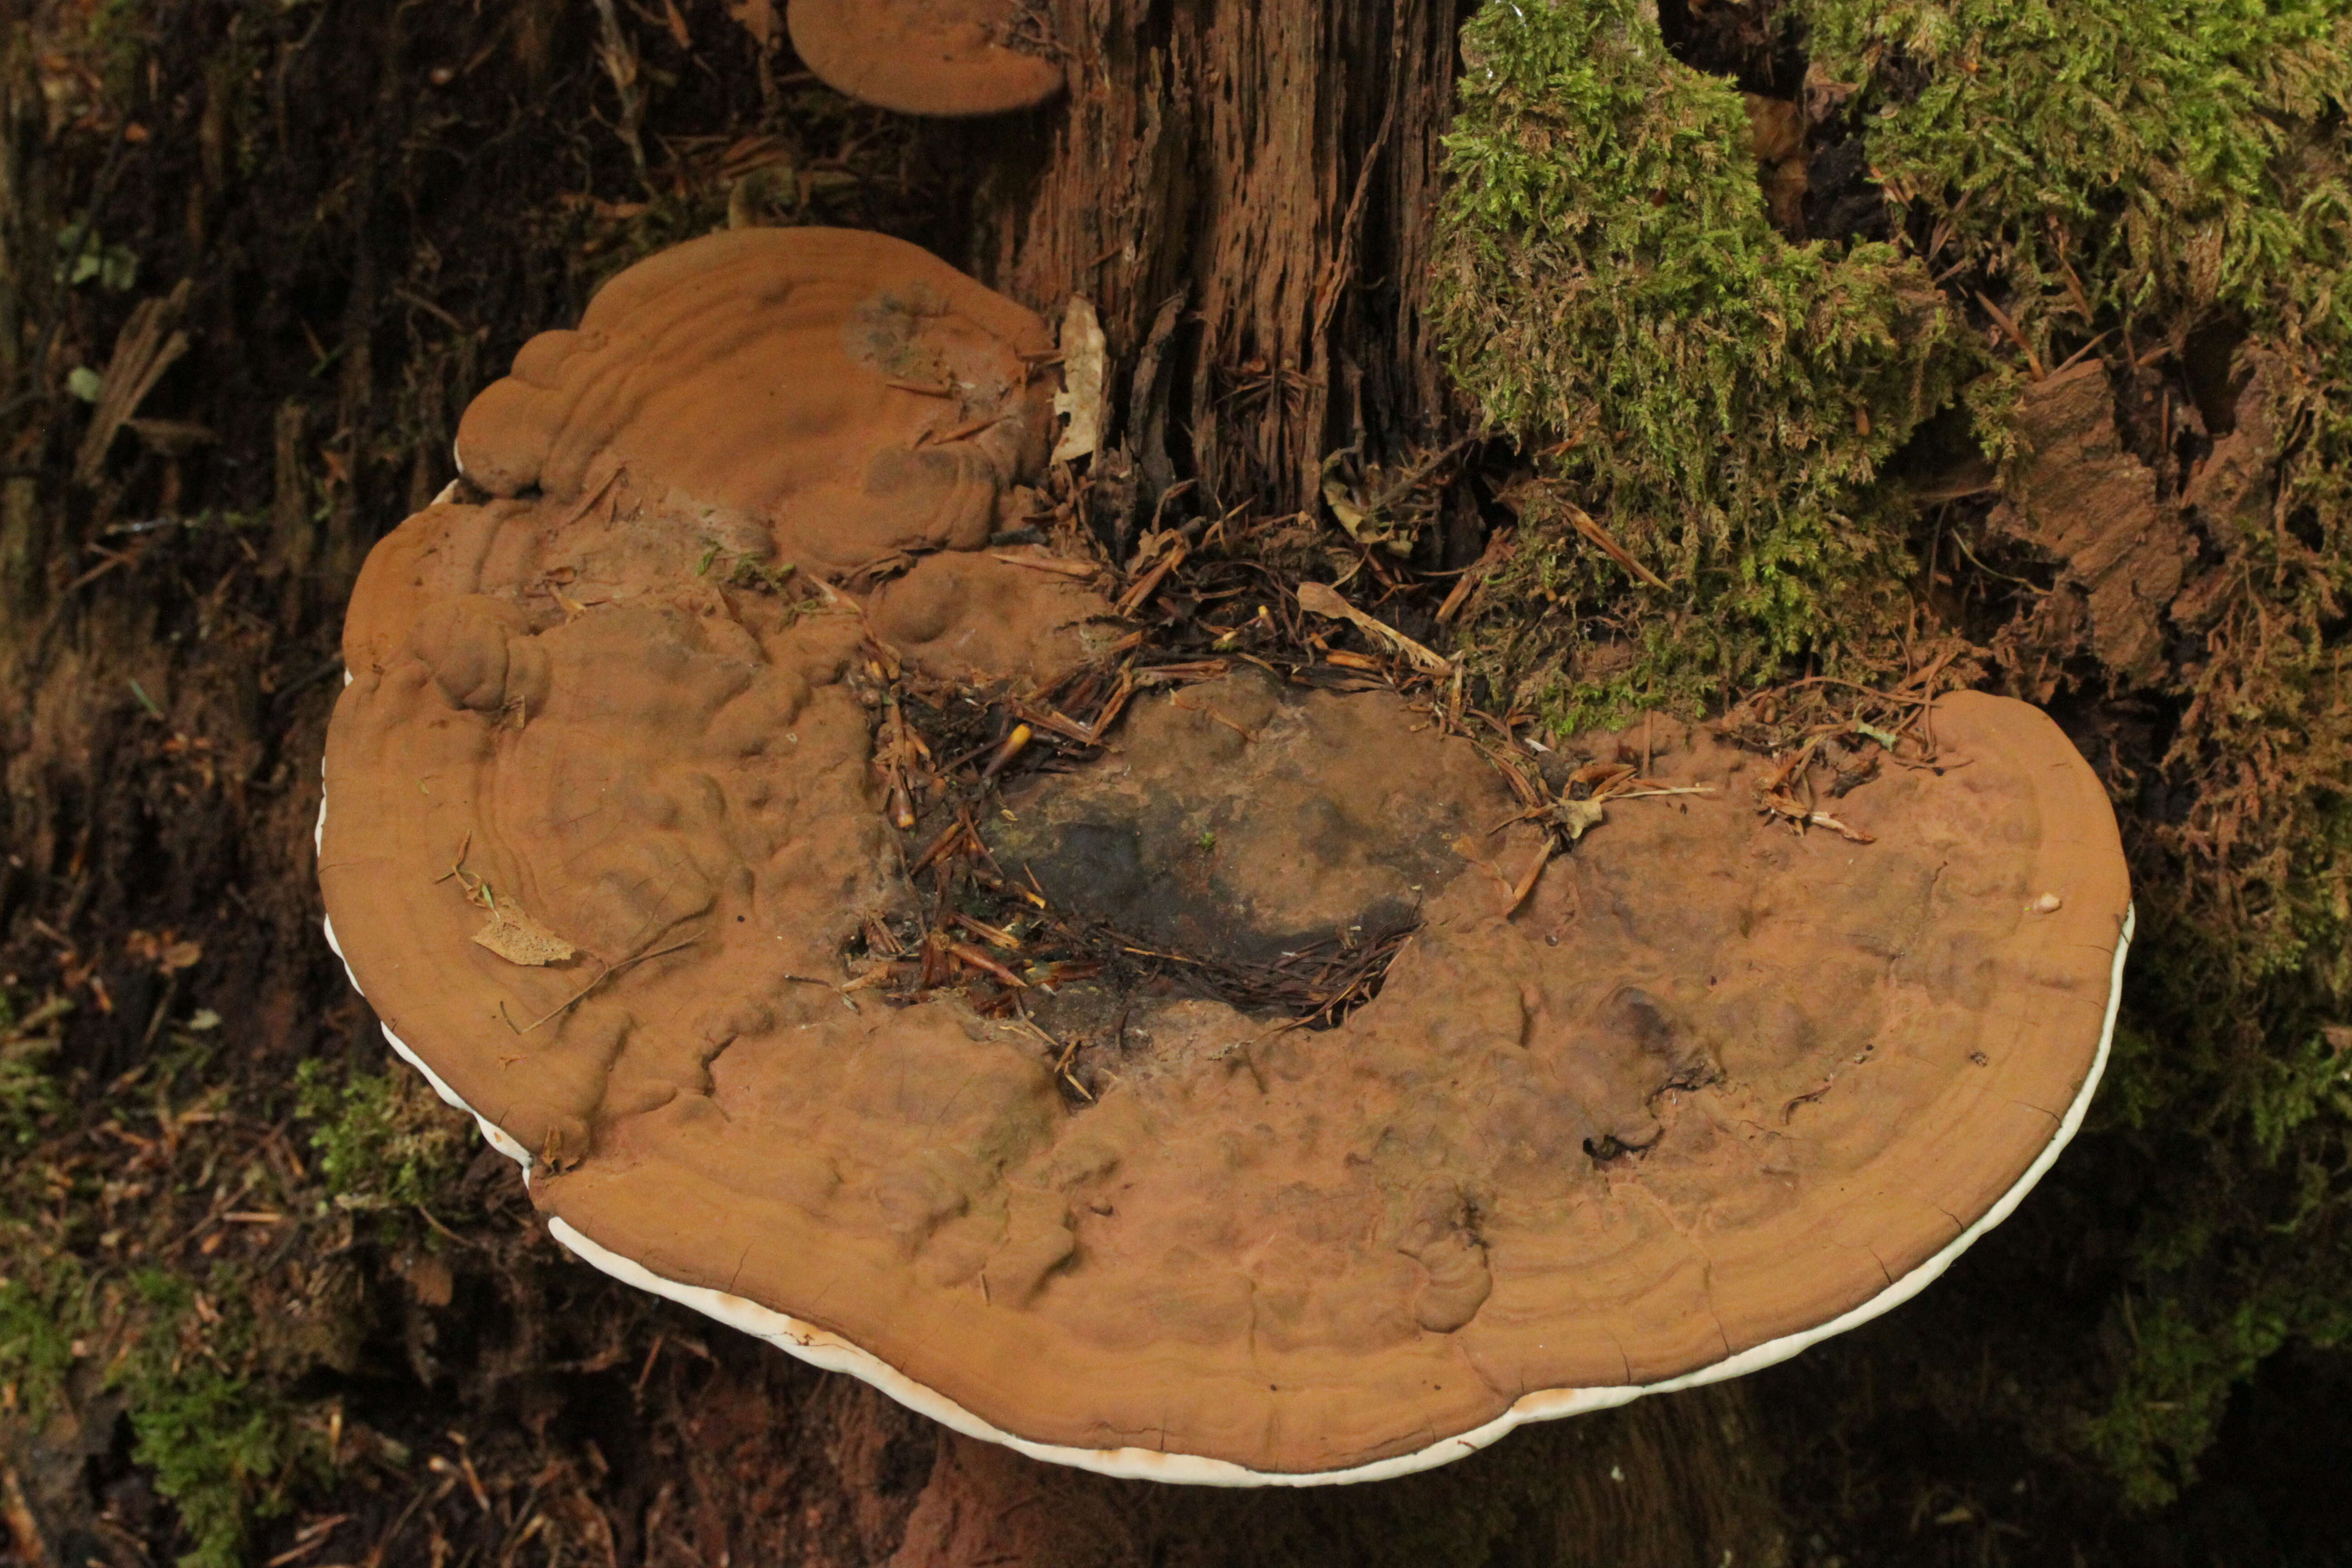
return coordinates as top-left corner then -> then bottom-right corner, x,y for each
128,1365 -> 307,1568
0,1254 -> 92,1427
2,1030 -> 335,1564
1432,0 -> 1970,725
293,1058 -> 470,1213
110,1270 -> 320,1568
5,1043 -> 324,1566
1434,0 -> 2352,1511
1794,0 -> 2352,1506
6,1254 -> 317,1565
1800,0 -> 2352,361
0,990 -> 78,1423
0,991 -> 66,1148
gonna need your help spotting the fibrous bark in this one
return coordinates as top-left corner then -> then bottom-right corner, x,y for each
947,0 -> 1472,546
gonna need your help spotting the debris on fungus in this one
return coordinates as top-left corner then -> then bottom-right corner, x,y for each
321,225 -> 2132,1481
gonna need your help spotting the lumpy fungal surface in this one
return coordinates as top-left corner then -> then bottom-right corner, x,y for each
322,228 -> 2131,1476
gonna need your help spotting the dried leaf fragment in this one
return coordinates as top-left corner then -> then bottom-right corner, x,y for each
473,903 -> 578,966
1051,296 -> 1106,465
1554,798 -> 1607,841
726,0 -> 777,47
1320,463 -> 1411,556
1806,810 -> 1875,844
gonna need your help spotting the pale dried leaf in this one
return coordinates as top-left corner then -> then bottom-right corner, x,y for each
1808,811 -> 1876,844
1554,799 -> 1607,841
1051,296 -> 1106,465
1852,720 -> 1903,750
1323,475 -> 1370,539
1295,581 -> 1453,674
474,905 -> 578,966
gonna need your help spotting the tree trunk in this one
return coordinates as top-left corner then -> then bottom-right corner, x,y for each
941,0 -> 1475,551
844,6 -> 1795,1558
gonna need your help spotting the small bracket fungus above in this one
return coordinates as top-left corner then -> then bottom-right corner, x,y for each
320,226 -> 2133,1485
787,0 -> 1063,117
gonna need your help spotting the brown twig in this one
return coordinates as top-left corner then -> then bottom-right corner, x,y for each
516,936 -> 701,1034
1559,500 -> 1670,590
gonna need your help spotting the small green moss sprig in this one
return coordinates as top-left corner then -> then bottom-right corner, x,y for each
293,1058 -> 470,1215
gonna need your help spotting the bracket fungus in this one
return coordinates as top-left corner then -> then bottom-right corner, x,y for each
320,226 -> 2133,1484
786,0 -> 1063,118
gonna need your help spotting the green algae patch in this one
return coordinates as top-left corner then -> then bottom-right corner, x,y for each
1432,0 -> 1970,727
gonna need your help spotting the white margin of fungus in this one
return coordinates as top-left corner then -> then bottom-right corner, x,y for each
317,771 -> 2133,1486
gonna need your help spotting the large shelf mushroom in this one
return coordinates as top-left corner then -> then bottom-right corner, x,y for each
787,0 -> 1063,117
319,226 -> 2132,1483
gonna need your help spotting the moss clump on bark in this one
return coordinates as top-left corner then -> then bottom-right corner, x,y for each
1432,0 -> 1970,727
1802,0 -> 2352,1506
1437,0 -> 2352,1513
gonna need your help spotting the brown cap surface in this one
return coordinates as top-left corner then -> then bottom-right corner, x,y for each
324,230 -> 2131,1479
449,227 -> 1056,581
787,0 -> 1062,117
